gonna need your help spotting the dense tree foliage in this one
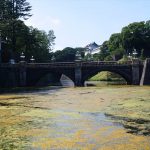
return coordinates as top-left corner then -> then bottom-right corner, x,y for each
1,22 -> 56,62
108,33 -> 124,60
0,0 -> 32,21
93,20 -> 150,61
121,21 -> 150,58
0,0 -> 56,62
0,0 -> 32,53
52,47 -> 85,62
24,27 -> 55,62
54,20 -> 150,62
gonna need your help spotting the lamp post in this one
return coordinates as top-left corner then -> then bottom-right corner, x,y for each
20,52 -> 25,62
75,51 -> 82,61
132,49 -> 138,59
51,55 -> 56,62
128,53 -> 132,60
30,56 -> 35,63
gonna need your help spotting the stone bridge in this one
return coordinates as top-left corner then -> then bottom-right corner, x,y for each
0,59 -> 149,87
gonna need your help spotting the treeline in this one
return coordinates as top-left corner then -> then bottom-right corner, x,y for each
51,20 -> 150,62
1,0 -> 150,62
0,0 -> 55,62
94,20 -> 150,61
51,47 -> 85,62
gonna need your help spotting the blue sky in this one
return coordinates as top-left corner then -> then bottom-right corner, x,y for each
25,0 -> 150,51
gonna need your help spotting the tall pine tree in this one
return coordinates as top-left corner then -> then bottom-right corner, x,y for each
0,0 -> 32,56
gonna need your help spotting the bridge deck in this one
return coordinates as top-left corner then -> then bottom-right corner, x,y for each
0,61 -> 135,68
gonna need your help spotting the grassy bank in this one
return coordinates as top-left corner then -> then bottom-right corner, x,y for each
89,71 -> 126,82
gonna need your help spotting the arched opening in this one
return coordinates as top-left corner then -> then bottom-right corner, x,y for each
35,73 -> 75,87
35,73 -> 62,86
27,67 -> 75,87
85,71 -> 127,86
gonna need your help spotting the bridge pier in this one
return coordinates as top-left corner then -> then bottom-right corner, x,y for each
132,59 -> 140,85
75,62 -> 83,86
9,65 -> 17,87
19,62 -> 27,87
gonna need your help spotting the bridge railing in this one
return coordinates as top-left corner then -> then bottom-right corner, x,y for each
82,60 -> 133,66
0,60 -> 144,68
27,62 -> 75,68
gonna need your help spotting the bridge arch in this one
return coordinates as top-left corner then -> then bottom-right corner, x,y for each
82,68 -> 132,85
26,67 -> 75,86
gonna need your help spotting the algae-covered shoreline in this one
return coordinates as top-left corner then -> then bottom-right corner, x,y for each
103,86 -> 150,136
0,86 -> 150,149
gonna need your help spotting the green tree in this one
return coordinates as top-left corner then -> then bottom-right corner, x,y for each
48,30 -> 56,51
52,47 -> 85,62
108,33 -> 124,60
100,20 -> 150,60
1,23 -> 56,62
121,21 -> 150,57
99,41 -> 110,61
0,0 -> 31,20
24,27 -> 55,62
142,20 -> 150,56
0,0 -> 32,54
53,47 -> 75,62
1,20 -> 30,62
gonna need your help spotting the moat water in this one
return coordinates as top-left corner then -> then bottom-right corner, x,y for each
0,87 -> 149,149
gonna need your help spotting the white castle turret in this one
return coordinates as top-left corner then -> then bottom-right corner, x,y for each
85,42 -> 101,55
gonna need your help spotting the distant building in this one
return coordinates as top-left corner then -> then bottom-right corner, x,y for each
85,42 -> 101,55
